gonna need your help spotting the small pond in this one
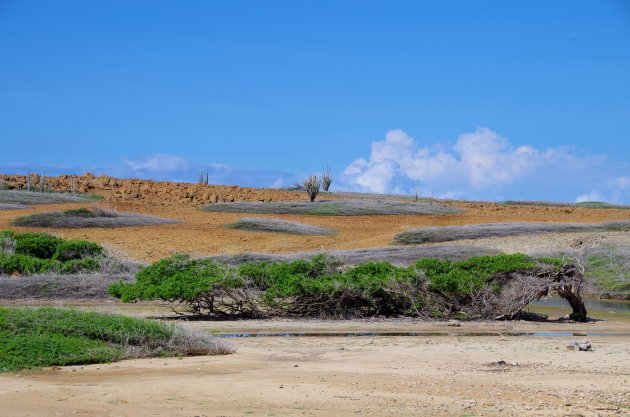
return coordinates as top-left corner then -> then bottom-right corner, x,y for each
531,296 -> 630,313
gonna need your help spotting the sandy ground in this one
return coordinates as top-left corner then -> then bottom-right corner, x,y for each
1,314 -> 629,417
2,200 -> 630,262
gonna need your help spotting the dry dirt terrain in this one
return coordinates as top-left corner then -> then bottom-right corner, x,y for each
2,200 -> 630,263
1,176 -> 629,416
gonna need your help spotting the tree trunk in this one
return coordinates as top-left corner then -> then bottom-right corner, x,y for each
555,265 -> 587,321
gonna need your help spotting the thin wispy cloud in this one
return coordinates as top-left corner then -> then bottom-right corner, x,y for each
124,154 -> 190,172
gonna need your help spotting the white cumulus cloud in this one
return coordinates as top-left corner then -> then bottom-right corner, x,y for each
339,127 -> 621,202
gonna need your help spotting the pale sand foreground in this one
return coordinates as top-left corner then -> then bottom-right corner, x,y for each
1,318 -> 629,417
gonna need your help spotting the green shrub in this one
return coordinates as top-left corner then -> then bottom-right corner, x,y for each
0,307 -> 232,372
0,230 -> 16,240
416,254 -> 536,295
0,251 -> 101,276
109,253 -> 578,319
0,232 -> 111,276
14,233 -> 63,259
0,254 -> 55,275
53,239 -> 103,261
115,254 -> 424,317
63,208 -> 95,217
536,256 -> 564,269
108,254 -> 241,303
57,257 -> 100,274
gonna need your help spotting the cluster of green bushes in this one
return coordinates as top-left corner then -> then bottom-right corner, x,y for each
0,307 -> 233,372
109,253 -> 563,319
0,230 -> 103,275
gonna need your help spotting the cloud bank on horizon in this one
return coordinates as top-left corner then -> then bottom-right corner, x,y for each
2,127 -> 629,204
338,127 -> 630,204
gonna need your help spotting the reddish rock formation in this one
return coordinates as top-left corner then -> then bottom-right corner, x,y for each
0,173 -> 305,206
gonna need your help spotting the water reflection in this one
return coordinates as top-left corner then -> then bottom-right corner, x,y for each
531,296 -> 630,313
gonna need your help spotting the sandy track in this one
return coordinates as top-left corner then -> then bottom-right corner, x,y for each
2,200 -> 630,262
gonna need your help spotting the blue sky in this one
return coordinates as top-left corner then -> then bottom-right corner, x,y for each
1,0 -> 629,202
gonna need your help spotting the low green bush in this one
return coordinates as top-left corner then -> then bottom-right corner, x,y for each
109,254 -> 241,305
56,257 -> 101,274
535,256 -> 564,269
416,254 -> 536,294
0,231 -> 108,276
0,307 -> 233,372
63,208 -> 95,217
15,232 -> 63,259
0,230 -> 15,240
53,239 -> 103,261
0,254 -> 54,275
0,254 -> 103,275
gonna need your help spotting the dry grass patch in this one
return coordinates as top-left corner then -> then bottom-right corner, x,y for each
225,217 -> 336,236
394,221 -> 630,245
0,203 -> 30,211
203,199 -> 462,216
11,207 -> 179,229
504,200 -> 630,209
209,245 -> 499,266
0,190 -> 100,205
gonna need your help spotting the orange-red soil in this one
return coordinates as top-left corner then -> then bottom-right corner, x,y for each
2,197 -> 630,262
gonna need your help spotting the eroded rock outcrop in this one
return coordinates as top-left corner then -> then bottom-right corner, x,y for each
0,173 -> 305,206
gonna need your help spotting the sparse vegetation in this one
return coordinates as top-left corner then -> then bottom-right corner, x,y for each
541,245 -> 630,299
504,200 -> 630,210
584,248 -> 630,295
225,217 -> 336,236
0,203 -> 30,211
393,221 -> 630,245
199,170 -> 209,184
203,199 -> 463,216
210,245 -> 499,266
11,207 -> 178,229
0,189 -> 101,205
303,175 -> 321,202
0,307 -> 234,372
321,167 -> 332,192
0,268 -> 137,300
109,253 -> 587,320
285,182 -> 305,191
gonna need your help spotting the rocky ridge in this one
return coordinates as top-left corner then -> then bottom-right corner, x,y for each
0,173 -> 305,206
